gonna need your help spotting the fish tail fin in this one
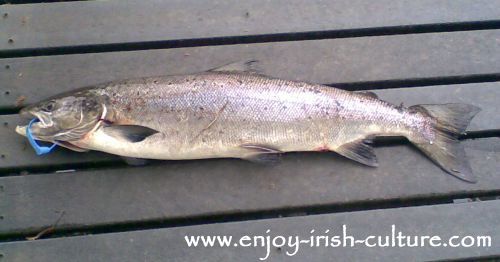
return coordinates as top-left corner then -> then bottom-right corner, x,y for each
407,103 -> 481,183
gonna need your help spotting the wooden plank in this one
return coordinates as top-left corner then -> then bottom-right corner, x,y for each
2,30 -> 500,109
1,200 -> 498,261
1,82 -> 497,170
0,138 -> 498,236
1,0 -> 500,51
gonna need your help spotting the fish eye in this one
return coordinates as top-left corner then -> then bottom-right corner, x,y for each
41,100 -> 56,112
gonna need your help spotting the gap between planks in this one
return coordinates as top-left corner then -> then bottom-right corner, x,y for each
0,191 -> 499,242
2,21 -> 500,59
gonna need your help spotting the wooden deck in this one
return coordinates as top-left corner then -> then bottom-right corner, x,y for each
0,1 -> 499,261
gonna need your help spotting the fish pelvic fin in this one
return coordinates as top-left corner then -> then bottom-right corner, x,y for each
240,143 -> 282,165
408,103 -> 481,183
335,137 -> 378,167
121,156 -> 150,166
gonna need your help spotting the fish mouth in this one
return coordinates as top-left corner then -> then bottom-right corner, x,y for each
19,107 -> 54,128
16,108 -> 54,137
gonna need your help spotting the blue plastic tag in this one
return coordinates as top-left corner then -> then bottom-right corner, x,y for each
26,118 -> 57,155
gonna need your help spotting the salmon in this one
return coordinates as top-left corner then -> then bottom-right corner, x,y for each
16,62 -> 480,182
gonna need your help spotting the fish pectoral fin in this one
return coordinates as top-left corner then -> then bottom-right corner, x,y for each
240,143 -> 282,165
121,157 -> 150,166
55,141 -> 89,152
102,125 -> 159,143
335,138 -> 378,167
208,60 -> 263,75
354,91 -> 379,99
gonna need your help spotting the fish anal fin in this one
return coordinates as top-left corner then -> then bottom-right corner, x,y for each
335,138 -> 378,167
102,125 -> 159,143
354,91 -> 379,99
208,60 -> 262,75
240,143 -> 282,165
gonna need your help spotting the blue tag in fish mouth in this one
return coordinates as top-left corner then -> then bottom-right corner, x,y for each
26,118 -> 57,155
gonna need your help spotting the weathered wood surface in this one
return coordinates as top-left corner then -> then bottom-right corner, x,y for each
1,200 -> 498,262
1,138 -> 498,236
1,1 -> 499,261
1,82 -> 497,170
1,0 -> 500,51
2,30 -> 500,109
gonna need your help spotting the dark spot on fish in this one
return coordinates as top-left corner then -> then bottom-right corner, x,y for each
219,130 -> 224,134
4,91 -> 10,95
334,101 -> 340,106
186,79 -> 190,82
314,89 -> 321,94
153,80 -> 159,84
136,91 -> 140,96
7,38 -> 14,44
282,106 -> 287,110
245,11 -> 250,18
264,107 -> 268,110
237,79 -> 243,84
5,65 -> 10,69
199,106 -> 204,111
168,82 -> 173,85
307,116 -> 313,120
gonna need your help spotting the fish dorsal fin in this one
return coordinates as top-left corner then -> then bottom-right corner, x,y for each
208,60 -> 262,74
335,138 -> 378,167
354,91 -> 379,99
240,143 -> 282,164
102,125 -> 159,143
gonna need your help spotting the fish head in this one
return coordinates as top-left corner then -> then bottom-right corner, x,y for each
16,90 -> 105,142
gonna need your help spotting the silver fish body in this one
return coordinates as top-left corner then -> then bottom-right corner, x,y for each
82,73 -> 423,159
16,71 -> 480,182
